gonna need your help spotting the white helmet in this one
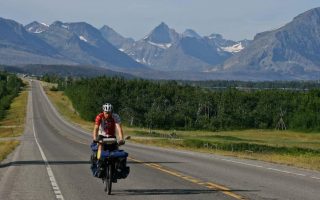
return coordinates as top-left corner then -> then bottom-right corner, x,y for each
102,103 -> 113,113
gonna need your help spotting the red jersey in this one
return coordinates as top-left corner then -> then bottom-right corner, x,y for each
95,113 -> 121,137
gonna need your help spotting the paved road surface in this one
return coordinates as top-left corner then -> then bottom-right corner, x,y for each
0,80 -> 319,200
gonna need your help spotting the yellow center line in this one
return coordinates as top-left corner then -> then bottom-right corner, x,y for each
128,157 -> 247,200
205,182 -> 245,200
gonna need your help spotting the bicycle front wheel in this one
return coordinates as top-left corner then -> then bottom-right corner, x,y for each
105,163 -> 113,195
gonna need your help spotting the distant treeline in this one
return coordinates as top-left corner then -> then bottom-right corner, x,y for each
56,76 -> 320,131
0,72 -> 24,119
178,80 -> 320,91
40,73 -> 320,91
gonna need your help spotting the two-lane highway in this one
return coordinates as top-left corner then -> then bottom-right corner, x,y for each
0,80 -> 319,200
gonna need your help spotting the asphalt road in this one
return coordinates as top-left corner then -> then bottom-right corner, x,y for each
0,80 -> 319,200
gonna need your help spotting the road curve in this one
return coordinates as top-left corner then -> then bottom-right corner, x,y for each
0,80 -> 319,200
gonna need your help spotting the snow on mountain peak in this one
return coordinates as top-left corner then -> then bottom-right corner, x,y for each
25,21 -> 49,34
148,41 -> 172,49
79,35 -> 88,42
62,24 -> 69,29
34,30 -> 44,34
40,22 -> 49,27
221,42 -> 244,53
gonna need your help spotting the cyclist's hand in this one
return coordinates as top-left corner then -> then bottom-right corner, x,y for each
118,140 -> 125,146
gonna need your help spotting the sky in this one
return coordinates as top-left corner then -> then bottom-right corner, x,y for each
0,0 -> 319,41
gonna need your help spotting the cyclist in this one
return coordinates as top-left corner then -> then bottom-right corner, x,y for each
92,103 -> 124,148
91,103 -> 127,179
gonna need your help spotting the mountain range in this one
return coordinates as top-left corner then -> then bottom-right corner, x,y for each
0,7 -> 320,80
216,7 -> 320,80
102,22 -> 250,72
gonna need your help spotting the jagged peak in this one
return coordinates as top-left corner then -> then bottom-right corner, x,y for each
0,17 -> 18,23
26,21 -> 40,25
100,25 -> 119,36
25,21 -> 49,33
293,7 -> 320,21
0,17 -> 24,29
143,22 -> 176,44
66,21 -> 92,27
182,29 -> 202,39
101,25 -> 113,31
26,21 -> 49,27
157,22 -> 169,29
51,20 -> 63,26
207,33 -> 223,40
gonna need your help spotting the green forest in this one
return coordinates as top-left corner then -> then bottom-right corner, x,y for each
0,72 -> 24,119
56,76 -> 320,132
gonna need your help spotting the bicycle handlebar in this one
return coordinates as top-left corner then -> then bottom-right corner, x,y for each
93,139 -> 125,146
93,135 -> 130,145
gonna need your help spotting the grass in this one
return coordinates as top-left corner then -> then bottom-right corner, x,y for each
41,82 -> 93,132
127,128 -> 320,170
0,141 -> 20,161
44,84 -> 320,171
125,127 -> 320,150
0,83 -> 29,138
0,79 -> 28,161
129,138 -> 320,170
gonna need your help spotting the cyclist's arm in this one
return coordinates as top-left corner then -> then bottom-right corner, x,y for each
116,123 -> 124,141
93,124 -> 99,141
113,113 -> 123,141
93,114 -> 102,141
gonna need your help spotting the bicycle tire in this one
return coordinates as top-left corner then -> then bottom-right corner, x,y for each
105,163 -> 112,195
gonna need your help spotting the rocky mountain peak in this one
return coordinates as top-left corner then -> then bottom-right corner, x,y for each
293,7 -> 320,22
221,7 -> 320,76
208,33 -> 223,40
144,22 -> 174,44
25,21 -> 49,33
100,25 -> 125,40
100,25 -> 113,33
50,21 -> 64,27
0,17 -> 25,34
182,29 -> 202,39
100,25 -> 134,49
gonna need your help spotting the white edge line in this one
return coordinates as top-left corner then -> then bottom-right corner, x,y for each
266,167 -> 306,177
31,88 -> 65,200
131,141 -> 320,180
311,176 -> 320,180
218,158 -> 306,177
130,143 -> 314,179
38,81 -> 89,136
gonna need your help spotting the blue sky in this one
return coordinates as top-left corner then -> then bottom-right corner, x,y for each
1,0 -> 319,40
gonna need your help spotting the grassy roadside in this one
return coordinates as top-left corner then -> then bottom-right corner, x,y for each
130,137 -> 320,170
0,88 -> 29,138
41,81 -> 93,132
43,84 -> 320,170
0,79 -> 28,161
0,141 -> 20,161
125,127 -> 320,170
